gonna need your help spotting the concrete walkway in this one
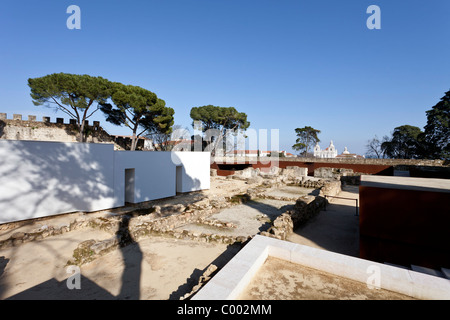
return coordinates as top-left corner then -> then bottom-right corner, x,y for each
287,185 -> 360,257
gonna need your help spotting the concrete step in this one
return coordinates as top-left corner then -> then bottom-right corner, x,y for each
441,268 -> 450,280
384,262 -> 450,280
411,265 -> 445,279
393,170 -> 410,177
384,262 -> 410,270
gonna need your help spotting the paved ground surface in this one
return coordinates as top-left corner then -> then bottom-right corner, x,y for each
176,182 -> 318,237
0,178 -> 362,300
287,185 -> 360,257
262,185 -> 320,199
178,198 -> 295,237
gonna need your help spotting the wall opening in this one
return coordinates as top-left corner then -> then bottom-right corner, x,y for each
176,166 -> 182,194
125,168 -> 135,203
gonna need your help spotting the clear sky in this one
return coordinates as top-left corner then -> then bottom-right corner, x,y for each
1,0 -> 449,155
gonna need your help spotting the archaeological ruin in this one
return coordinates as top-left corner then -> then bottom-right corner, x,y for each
0,113 -> 449,300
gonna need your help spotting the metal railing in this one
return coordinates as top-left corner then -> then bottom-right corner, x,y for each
324,195 -> 359,216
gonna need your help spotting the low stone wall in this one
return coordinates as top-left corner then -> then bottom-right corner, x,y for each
226,166 -> 308,186
0,217 -> 91,249
313,167 -> 363,185
260,180 -> 341,240
0,193 -> 253,266
0,175 -> 341,267
260,195 -> 326,240
318,180 -> 342,198
314,167 -> 354,179
213,156 -> 445,167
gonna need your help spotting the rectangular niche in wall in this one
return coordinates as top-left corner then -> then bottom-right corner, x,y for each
125,168 -> 135,203
176,165 -> 182,194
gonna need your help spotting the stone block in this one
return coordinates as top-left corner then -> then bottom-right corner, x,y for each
246,176 -> 263,185
0,113 -> 7,120
283,166 -> 308,179
234,167 -> 259,178
13,114 -> 22,120
319,180 -> 342,197
43,116 -> 50,122
56,118 -> 64,124
28,115 -> 36,121
314,167 -> 334,179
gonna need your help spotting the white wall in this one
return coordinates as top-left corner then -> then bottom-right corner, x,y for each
0,141 -> 211,224
113,151 -> 176,205
172,152 -> 211,193
113,151 -> 210,204
0,140 -> 116,224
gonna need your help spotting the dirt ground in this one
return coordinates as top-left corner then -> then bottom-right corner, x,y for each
238,257 -> 415,300
0,177 -> 361,300
0,234 -> 240,300
0,177 -> 260,300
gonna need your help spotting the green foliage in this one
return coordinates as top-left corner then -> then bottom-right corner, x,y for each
292,126 -> 321,156
100,82 -> 174,150
421,90 -> 450,160
28,73 -> 111,142
380,89 -> 449,160
190,105 -> 250,132
190,105 -> 250,154
381,125 -> 423,159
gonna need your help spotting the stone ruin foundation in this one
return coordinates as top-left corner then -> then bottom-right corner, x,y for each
0,166 -> 343,297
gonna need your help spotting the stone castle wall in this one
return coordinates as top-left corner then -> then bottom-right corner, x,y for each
214,156 -> 445,167
0,113 -> 117,146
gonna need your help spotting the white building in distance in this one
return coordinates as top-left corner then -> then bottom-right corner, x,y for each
314,141 -> 338,158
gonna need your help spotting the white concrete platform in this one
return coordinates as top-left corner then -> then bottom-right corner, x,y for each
192,235 -> 450,300
360,175 -> 450,193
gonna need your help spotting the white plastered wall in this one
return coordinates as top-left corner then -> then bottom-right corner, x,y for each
113,151 -> 210,204
171,151 -> 211,193
0,141 -> 210,224
0,140 -> 116,224
113,151 -> 176,205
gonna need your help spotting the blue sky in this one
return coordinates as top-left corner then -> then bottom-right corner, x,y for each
1,0 -> 449,155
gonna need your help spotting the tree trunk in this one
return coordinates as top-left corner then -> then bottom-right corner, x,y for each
79,121 -> 85,143
131,135 -> 137,151
130,125 -> 138,151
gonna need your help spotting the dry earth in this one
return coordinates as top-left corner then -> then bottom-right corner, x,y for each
0,177 -> 272,300
238,257 -> 415,300
0,176 -> 363,300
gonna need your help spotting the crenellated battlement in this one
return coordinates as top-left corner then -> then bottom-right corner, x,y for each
0,113 -> 100,127
0,112 -> 118,147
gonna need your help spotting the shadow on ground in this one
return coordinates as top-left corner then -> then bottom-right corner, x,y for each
288,185 -> 360,257
5,215 -> 142,300
168,243 -> 241,300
